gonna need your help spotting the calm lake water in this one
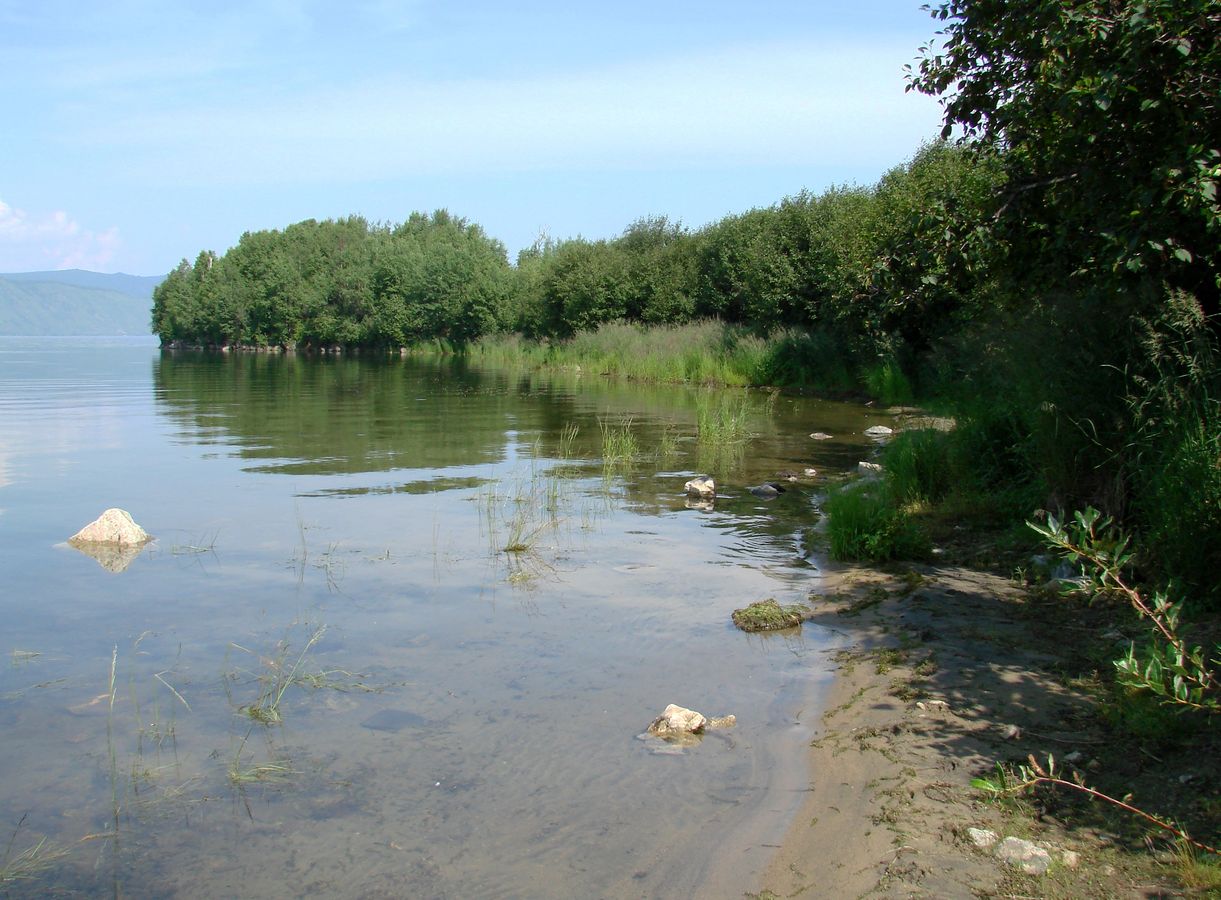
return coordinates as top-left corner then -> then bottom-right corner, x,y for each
0,337 -> 892,898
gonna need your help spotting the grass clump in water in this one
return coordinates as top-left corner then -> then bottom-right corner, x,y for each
731,599 -> 806,632
599,416 -> 639,467
1,817 -> 69,888
227,625 -> 333,725
696,393 -> 752,446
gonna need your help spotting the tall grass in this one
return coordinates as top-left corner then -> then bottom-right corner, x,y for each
470,320 -> 866,390
825,483 -> 930,562
862,360 -> 914,405
883,429 -> 955,504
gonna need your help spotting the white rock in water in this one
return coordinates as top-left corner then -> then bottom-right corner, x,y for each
809,432 -> 834,440
69,509 -> 151,546
858,461 -> 884,475
647,704 -> 708,736
864,425 -> 894,437
995,837 -> 1051,875
684,476 -> 716,499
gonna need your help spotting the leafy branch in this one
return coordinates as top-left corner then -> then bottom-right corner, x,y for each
974,753 -> 1219,856
1029,507 -> 1219,713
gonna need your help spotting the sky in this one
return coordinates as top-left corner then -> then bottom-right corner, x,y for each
0,1 -> 948,276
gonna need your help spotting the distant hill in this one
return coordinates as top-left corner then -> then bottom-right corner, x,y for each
0,269 -> 163,335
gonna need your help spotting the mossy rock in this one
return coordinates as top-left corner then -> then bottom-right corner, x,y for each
731,599 -> 804,632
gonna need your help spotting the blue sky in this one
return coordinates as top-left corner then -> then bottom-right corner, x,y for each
1,1 -> 947,276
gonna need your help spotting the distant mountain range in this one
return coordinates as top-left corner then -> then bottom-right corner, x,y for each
0,269 -> 164,335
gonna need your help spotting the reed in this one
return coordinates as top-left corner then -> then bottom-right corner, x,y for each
695,393 -> 753,446
599,416 -> 639,467
0,818 -> 69,887
233,626 -> 328,725
557,422 -> 580,460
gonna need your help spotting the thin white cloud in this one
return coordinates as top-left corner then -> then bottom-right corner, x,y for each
79,40 -> 940,186
0,198 -> 121,272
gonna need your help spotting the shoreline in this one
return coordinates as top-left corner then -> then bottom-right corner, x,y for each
749,563 -> 1194,899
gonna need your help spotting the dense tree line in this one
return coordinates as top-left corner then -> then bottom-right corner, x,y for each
153,211 -> 512,349
152,143 -> 1000,366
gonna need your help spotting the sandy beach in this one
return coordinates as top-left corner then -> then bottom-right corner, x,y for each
745,563 -> 1195,899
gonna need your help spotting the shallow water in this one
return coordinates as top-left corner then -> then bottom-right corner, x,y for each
0,337 -> 895,898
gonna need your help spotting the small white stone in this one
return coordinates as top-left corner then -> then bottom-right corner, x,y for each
967,827 -> 998,849
995,837 -> 1051,875
864,425 -> 894,437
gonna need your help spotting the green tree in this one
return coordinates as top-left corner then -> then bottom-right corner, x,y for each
909,0 -> 1219,317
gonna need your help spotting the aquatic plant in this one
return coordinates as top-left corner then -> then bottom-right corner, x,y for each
557,422 -> 580,460
695,393 -> 752,447
599,416 -> 639,467
228,731 -> 298,788
0,819 -> 68,887
232,625 -> 328,725
731,599 -> 805,632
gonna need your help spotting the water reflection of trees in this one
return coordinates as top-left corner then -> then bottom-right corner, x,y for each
152,350 -> 868,565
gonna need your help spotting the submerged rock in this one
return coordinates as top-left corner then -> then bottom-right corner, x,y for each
684,475 -> 716,499
360,709 -> 429,732
748,482 -> 786,499
864,425 -> 894,437
809,432 -> 834,441
69,508 -> 151,546
732,598 -> 804,632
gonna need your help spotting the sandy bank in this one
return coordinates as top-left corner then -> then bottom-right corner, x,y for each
748,564 -> 1194,899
